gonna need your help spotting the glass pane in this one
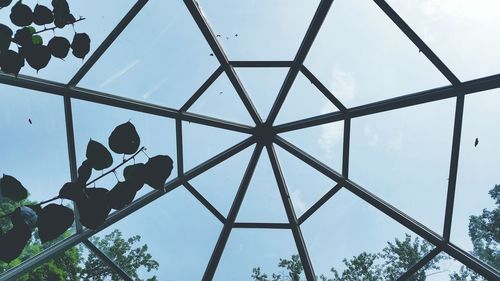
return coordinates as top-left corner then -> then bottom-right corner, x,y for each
11,0 -> 136,82
234,68 -> 288,120
187,73 -> 254,125
79,0 -> 219,109
305,0 -> 449,108
72,99 -> 177,201
91,187 -> 222,281
189,144 -> 255,217
183,121 -> 249,171
237,149 -> 288,223
275,146 -> 337,218
452,89 -> 500,271
410,252 -> 488,281
350,98 -> 455,233
214,229 -> 305,280
279,120 -> 344,174
196,0 -> 320,60
386,0 -> 500,81
302,188 -> 436,280
275,72 -> 339,125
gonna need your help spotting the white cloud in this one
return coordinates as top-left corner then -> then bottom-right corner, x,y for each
318,103 -> 343,159
329,65 -> 356,102
99,59 -> 140,89
290,189 -> 307,214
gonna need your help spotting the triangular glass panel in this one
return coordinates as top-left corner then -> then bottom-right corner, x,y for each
274,145 -> 337,217
409,252 -> 489,281
214,229 -> 306,280
305,0 -> 450,108
0,84 -> 70,203
237,149 -> 288,223
279,120 -> 344,174
79,0 -> 219,109
188,144 -> 255,217
452,88 -> 500,272
196,0 -> 321,60
72,99 -> 177,200
386,0 -> 500,81
11,0 -> 136,82
301,188 -> 437,279
187,73 -> 254,125
182,121 -> 249,171
92,187 -> 222,281
275,72 -> 339,125
349,98 -> 455,234
234,67 -> 288,120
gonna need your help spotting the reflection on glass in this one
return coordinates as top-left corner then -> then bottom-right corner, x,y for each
188,73 -> 254,125
72,99 -> 177,203
214,229 -> 305,280
386,0 -> 500,81
275,72 -> 338,125
189,145 -> 254,217
79,0 -> 218,109
234,68 -> 288,120
453,89 -> 500,272
305,0 -> 448,108
93,187 -> 222,281
350,98 -> 455,233
197,0 -> 320,60
302,189 -> 434,280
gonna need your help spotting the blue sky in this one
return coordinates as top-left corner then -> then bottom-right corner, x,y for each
1,0 -> 499,280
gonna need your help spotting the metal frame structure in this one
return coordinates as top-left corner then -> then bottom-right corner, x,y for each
0,0 -> 499,280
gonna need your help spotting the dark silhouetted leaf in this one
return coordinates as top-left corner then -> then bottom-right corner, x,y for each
86,139 -> 113,170
12,27 -> 32,47
0,49 -> 24,76
108,121 -> 140,155
37,204 -> 74,243
77,160 -> 92,184
144,155 -> 173,190
71,32 -> 90,59
47,36 -> 69,59
0,0 -> 13,9
77,188 -> 111,229
59,181 -> 86,201
33,4 -> 53,25
31,34 -> 42,45
26,204 -> 42,215
10,1 -> 33,27
0,222 -> 31,262
0,24 -> 12,52
52,0 -> 70,28
24,44 -> 50,71
12,206 -> 37,229
106,181 -> 137,210
123,163 -> 146,190
0,174 -> 28,201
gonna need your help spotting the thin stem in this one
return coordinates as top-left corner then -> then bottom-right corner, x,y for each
33,18 -> 86,35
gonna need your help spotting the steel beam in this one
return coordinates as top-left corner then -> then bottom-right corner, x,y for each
301,66 -> 347,112
396,247 -> 442,281
298,183 -> 342,225
184,0 -> 262,125
180,66 -> 224,112
83,239 -> 134,281
184,182 -> 226,224
275,73 -> 500,133
229,61 -> 293,68
266,0 -> 335,125
233,223 -> 291,229
342,118 -> 351,178
202,145 -> 263,281
67,0 -> 149,87
267,144 -> 316,280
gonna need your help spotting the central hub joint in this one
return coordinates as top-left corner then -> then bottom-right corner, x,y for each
254,124 -> 276,145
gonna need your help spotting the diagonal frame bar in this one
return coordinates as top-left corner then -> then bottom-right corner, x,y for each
83,239 -> 134,281
396,246 -> 442,281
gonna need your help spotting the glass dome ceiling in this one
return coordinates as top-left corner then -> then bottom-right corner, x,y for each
1,0 -> 499,280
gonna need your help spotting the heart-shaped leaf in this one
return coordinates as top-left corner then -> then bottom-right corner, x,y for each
108,121 -> 140,155
12,206 -> 37,229
123,163 -> 146,190
144,155 -> 173,190
37,204 -> 74,243
59,182 -> 86,202
0,174 -> 28,201
0,49 -> 24,76
86,139 -> 113,171
33,4 -> 54,26
106,181 -> 137,210
0,0 -> 13,9
77,160 -> 92,184
0,222 -> 31,262
47,36 -> 70,59
10,1 -> 33,27
70,32 -> 90,59
77,188 -> 111,229
24,44 -> 51,71
0,24 -> 13,52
